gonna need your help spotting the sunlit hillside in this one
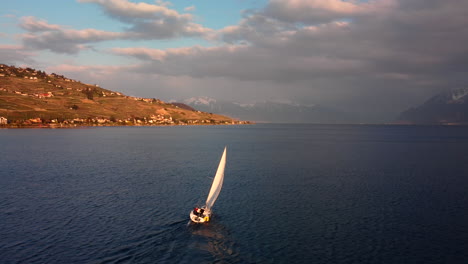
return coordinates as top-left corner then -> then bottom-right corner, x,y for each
0,64 -> 248,126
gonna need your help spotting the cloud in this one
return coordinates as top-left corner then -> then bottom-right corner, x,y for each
18,16 -> 125,54
0,45 -> 37,65
220,13 -> 298,45
264,0 -> 397,24
21,29 -> 125,54
126,0 -> 467,86
17,0 -> 214,54
19,16 -> 62,32
78,0 -> 180,21
46,63 -> 135,77
112,44 -> 366,81
184,6 -> 196,12
106,0 -> 468,120
78,0 -> 213,39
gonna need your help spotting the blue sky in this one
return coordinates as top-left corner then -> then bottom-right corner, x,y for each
1,0 -> 468,122
1,0 -> 263,28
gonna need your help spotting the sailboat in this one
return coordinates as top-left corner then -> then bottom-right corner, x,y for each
190,147 -> 227,223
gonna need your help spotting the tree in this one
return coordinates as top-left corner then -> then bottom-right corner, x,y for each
82,88 -> 94,100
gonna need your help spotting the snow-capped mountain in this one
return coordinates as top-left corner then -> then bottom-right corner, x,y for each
451,87 -> 468,101
398,87 -> 468,124
184,96 -> 217,106
181,97 -> 353,123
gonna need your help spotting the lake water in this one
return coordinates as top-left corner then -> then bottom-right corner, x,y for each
1,124 -> 468,263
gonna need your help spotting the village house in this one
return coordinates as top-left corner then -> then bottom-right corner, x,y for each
72,118 -> 85,123
0,117 -> 7,125
95,118 -> 109,124
34,92 -> 53,98
28,118 -> 42,124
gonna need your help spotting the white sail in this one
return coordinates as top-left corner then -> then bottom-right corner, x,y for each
205,147 -> 227,210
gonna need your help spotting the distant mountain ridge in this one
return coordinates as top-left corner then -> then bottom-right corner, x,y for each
182,96 -> 353,123
398,88 -> 468,124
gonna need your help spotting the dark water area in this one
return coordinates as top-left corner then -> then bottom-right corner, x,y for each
1,124 -> 468,263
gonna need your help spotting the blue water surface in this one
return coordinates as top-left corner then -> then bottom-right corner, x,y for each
1,124 -> 468,263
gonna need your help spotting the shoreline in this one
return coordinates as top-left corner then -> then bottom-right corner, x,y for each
3,122 -> 468,129
0,122 -> 253,129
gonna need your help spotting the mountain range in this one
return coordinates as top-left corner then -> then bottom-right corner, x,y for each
398,88 -> 468,124
181,96 -> 353,123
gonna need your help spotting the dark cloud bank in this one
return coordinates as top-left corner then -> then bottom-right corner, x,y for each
116,0 -> 468,122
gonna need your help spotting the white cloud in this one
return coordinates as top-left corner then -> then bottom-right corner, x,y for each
78,0 -> 212,39
184,6 -> 196,12
19,16 -> 62,32
78,0 -> 180,20
21,26 -> 126,54
17,0 -> 214,54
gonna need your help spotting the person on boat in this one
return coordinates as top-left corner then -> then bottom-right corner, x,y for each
193,207 -> 204,216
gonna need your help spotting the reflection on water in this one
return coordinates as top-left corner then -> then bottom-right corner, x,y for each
187,217 -> 240,263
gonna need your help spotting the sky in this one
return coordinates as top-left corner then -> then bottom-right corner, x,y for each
1,0 -> 468,122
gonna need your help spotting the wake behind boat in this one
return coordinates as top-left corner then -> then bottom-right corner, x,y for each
190,147 -> 227,223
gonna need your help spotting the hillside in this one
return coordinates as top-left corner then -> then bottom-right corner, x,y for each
0,64 -> 249,126
398,88 -> 468,124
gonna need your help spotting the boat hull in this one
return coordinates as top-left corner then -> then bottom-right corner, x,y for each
190,210 -> 211,223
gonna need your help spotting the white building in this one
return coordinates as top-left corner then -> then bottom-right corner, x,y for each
0,117 -> 8,124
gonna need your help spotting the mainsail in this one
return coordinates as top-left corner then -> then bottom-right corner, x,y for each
205,147 -> 227,210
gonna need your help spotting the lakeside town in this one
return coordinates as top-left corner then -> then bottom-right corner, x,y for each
0,114 -> 250,128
